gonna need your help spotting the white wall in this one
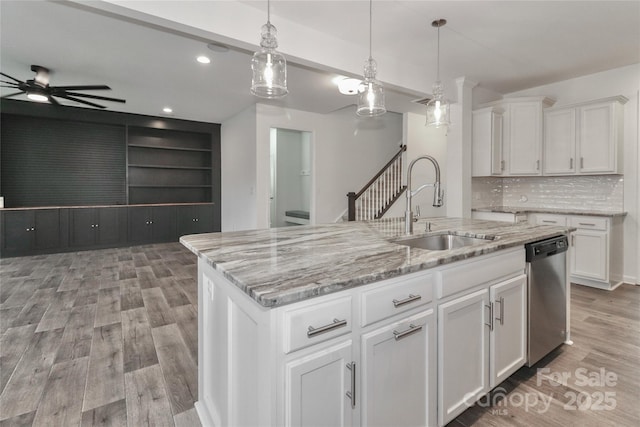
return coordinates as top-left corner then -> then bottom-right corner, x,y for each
225,103 -> 402,229
504,64 -> 640,284
221,105 -> 257,231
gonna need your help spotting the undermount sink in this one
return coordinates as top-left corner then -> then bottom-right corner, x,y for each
394,232 -> 495,251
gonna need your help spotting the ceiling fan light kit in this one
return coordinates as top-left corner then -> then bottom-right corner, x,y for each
356,0 -> 386,117
250,0 -> 288,99
425,18 -> 451,129
1,64 -> 126,109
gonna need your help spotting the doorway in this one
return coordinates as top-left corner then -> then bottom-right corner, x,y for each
269,128 -> 312,228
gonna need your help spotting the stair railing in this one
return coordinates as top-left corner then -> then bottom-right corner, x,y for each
347,145 -> 407,221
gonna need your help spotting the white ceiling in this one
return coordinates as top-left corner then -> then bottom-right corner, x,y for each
1,1 -> 638,123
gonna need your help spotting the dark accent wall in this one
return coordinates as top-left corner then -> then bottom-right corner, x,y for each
1,114 -> 127,207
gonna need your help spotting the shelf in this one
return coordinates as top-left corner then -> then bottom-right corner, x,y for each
128,144 -> 211,153
128,185 -> 212,188
128,164 -> 211,170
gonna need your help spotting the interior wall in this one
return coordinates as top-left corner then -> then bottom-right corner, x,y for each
254,104 -> 402,228
221,105 -> 257,231
504,63 -> 640,284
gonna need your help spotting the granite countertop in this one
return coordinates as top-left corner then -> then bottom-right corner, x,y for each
180,217 -> 572,308
472,206 -> 627,217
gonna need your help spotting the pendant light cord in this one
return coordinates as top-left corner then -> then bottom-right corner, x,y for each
436,24 -> 440,81
267,0 -> 271,24
369,0 -> 373,60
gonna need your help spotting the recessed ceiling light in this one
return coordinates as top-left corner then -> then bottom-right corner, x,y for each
336,77 -> 363,95
163,107 -> 173,114
196,55 -> 211,64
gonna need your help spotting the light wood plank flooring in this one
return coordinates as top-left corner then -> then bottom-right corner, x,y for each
1,243 -> 639,426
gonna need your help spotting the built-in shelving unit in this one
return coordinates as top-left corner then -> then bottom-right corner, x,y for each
127,126 -> 213,204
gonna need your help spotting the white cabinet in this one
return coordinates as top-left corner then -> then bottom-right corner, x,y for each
361,310 -> 435,427
543,108 -> 577,174
471,211 -> 527,223
438,288 -> 490,425
530,213 -> 568,227
472,97 -> 554,176
286,340 -> 354,427
489,275 -> 527,388
543,96 -> 627,175
568,215 -> 623,290
472,107 -> 503,177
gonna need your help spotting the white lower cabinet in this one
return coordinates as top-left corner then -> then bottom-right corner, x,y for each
286,340 -> 354,427
196,249 -> 529,427
571,228 -> 608,282
361,310 -> 436,427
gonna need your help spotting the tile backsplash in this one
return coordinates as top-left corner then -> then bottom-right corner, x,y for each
472,175 -> 624,212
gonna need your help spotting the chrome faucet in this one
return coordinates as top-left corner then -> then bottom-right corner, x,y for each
405,155 -> 444,234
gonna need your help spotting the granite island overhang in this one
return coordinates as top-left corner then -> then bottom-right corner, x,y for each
180,216 -> 573,308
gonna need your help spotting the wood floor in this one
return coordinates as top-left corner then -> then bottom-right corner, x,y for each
1,242 -> 638,426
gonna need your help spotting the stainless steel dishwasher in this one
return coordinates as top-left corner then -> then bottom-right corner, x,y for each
525,235 -> 569,367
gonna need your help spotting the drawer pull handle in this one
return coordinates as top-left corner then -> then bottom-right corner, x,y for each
393,323 -> 423,340
307,318 -> 347,338
392,294 -> 421,308
578,223 -> 596,227
542,220 -> 556,224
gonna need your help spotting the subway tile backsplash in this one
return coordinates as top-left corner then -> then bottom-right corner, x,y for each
472,175 -> 624,212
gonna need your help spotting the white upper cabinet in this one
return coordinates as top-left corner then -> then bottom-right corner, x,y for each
472,97 -> 554,177
543,96 -> 627,176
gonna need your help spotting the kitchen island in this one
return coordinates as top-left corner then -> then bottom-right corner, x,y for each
180,217 -> 571,427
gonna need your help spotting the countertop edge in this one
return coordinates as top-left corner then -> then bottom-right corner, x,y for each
472,207 -> 627,217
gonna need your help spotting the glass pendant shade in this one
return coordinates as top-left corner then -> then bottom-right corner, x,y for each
251,22 -> 288,99
425,81 -> 450,127
357,58 -> 386,116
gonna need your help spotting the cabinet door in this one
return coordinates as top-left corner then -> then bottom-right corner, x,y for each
490,274 -> 527,388
128,207 -> 152,243
490,112 -> 504,175
194,204 -> 215,233
544,108 -> 576,175
285,340 -> 354,427
438,289 -> 490,426
176,205 -> 196,237
361,310 -> 435,427
150,206 -> 177,242
571,230 -> 608,281
33,209 -> 61,250
2,210 -> 34,253
578,102 -> 616,173
96,207 -> 121,245
70,208 -> 96,247
506,102 -> 542,175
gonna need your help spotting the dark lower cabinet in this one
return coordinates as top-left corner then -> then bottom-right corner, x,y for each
128,206 -> 177,244
1,209 -> 67,256
177,204 -> 216,236
70,207 -> 126,248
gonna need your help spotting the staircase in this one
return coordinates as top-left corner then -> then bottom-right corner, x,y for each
347,145 -> 406,221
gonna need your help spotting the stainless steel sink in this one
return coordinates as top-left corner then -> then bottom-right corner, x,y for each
394,232 -> 495,251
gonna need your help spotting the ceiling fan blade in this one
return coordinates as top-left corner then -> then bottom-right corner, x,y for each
0,72 -> 24,84
55,94 -> 106,109
51,84 -> 111,91
1,80 -> 20,86
48,96 -> 60,106
57,91 -> 126,103
1,92 -> 25,99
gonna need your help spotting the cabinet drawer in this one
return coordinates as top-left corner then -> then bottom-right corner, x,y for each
569,216 -> 608,231
361,272 -> 433,327
533,214 -> 567,226
283,296 -> 352,353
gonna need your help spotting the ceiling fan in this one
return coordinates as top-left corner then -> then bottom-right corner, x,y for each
1,64 -> 126,109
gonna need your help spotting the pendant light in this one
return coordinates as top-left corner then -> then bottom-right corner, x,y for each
356,0 -> 386,117
426,19 -> 450,128
251,0 -> 288,99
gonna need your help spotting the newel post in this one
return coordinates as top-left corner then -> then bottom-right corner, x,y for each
347,192 -> 356,221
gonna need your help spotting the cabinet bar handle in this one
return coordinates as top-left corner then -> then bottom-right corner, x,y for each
346,362 -> 356,408
536,160 -> 540,170
495,297 -> 504,325
571,234 -> 575,246
307,318 -> 347,338
580,157 -> 584,169
570,158 -> 574,169
501,160 -> 505,171
392,294 -> 421,308
485,303 -> 494,331
542,220 -> 556,224
578,223 -> 596,227
393,323 -> 423,341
